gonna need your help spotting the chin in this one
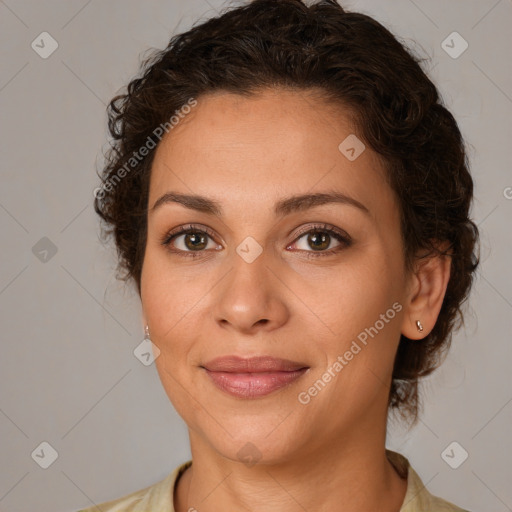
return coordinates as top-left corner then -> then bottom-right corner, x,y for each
189,414 -> 311,466
216,435 -> 298,467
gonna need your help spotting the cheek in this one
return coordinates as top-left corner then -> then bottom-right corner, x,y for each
141,248 -> 202,336
317,254 -> 399,332
299,274 -> 402,421
141,251 -> 205,419
309,246 -> 404,382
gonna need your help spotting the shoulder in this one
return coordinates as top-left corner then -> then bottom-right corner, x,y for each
405,465 -> 470,511
76,460 -> 192,512
386,450 -> 471,512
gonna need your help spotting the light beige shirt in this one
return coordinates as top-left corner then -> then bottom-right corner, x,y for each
78,450 -> 470,511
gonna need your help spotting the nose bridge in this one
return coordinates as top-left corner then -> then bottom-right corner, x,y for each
227,236 -> 271,306
212,236 -> 288,333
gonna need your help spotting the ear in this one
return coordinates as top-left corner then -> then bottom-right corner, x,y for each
401,241 -> 452,340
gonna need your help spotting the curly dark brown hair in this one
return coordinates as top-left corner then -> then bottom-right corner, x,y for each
94,0 -> 480,425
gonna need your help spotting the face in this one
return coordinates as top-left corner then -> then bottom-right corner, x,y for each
140,88 -> 411,464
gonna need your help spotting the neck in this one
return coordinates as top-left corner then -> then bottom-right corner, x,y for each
174,417 -> 407,512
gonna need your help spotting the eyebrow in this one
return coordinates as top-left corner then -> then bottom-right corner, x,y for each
150,190 -> 370,217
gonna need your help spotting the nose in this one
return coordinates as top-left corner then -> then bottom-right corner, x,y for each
212,248 -> 290,335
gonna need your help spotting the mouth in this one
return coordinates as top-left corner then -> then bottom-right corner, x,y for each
201,355 -> 310,399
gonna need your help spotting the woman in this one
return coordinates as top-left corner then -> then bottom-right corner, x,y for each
82,0 -> 479,510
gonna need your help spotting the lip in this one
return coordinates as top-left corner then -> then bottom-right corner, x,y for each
201,356 -> 310,399
203,355 -> 308,372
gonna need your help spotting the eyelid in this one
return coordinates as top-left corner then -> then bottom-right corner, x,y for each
289,223 -> 351,244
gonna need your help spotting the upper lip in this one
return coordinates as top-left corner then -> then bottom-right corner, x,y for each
202,355 -> 309,373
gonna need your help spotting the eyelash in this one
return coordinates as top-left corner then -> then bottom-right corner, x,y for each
160,223 -> 352,259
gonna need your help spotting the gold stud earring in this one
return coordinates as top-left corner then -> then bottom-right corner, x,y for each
416,320 -> 423,332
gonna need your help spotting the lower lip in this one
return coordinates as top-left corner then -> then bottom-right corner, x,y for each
204,368 -> 309,399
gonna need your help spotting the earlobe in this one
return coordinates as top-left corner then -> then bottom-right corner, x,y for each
401,244 -> 452,340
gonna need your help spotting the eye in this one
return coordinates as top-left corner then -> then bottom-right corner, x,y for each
287,223 -> 352,257
161,222 -> 352,259
160,224 -> 221,257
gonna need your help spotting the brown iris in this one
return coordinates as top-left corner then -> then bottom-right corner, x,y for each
184,232 -> 208,251
307,230 -> 330,251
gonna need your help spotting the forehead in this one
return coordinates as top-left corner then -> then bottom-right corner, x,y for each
149,88 -> 397,224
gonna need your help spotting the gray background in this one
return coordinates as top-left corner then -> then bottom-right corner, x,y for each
0,0 -> 511,511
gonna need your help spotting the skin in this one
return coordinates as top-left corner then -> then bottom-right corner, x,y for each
140,88 -> 451,512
